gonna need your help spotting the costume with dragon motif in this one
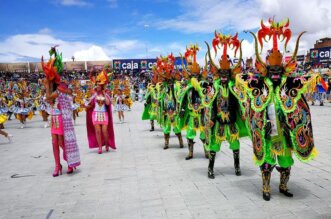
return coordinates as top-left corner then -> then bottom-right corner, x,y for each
230,18 -> 318,201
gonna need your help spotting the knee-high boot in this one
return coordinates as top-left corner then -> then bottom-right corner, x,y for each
208,151 -> 216,179
176,133 -> 184,148
163,133 -> 170,150
150,120 -> 155,132
260,163 -> 274,201
185,139 -> 194,160
52,140 -> 62,177
233,149 -> 241,176
201,139 -> 209,159
276,166 -> 293,197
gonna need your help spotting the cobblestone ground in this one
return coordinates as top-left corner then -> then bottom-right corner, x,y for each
0,102 -> 331,219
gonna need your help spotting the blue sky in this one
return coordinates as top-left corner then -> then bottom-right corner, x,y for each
0,0 -> 330,63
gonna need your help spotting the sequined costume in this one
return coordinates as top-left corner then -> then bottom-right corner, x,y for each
204,32 -> 248,178
231,18 -> 317,201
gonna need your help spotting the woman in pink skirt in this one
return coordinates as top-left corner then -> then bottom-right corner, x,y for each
86,70 -> 116,154
46,94 -> 64,176
42,46 -> 81,177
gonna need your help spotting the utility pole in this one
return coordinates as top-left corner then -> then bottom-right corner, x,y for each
144,24 -> 149,59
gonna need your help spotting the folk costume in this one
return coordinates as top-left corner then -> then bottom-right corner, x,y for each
0,95 -> 13,142
179,45 -> 209,159
204,32 -> 248,178
86,70 -> 116,154
142,82 -> 157,131
36,89 -> 50,128
231,18 -> 318,201
112,78 -> 132,111
13,81 -> 34,128
152,54 -> 184,149
42,46 -> 81,177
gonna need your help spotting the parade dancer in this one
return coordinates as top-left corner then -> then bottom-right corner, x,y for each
114,90 -> 127,123
156,54 -> 184,149
113,77 -> 131,123
142,83 -> 157,131
312,74 -> 328,106
232,18 -> 318,201
42,46 -> 81,177
72,94 -> 80,125
204,32 -> 248,178
179,45 -> 208,159
86,70 -> 116,154
5,83 -> 15,120
37,89 -> 49,128
0,96 -> 13,142
0,97 -> 9,130
71,81 -> 84,125
13,81 -> 34,129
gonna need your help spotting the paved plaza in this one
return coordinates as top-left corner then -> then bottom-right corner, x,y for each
0,102 -> 331,219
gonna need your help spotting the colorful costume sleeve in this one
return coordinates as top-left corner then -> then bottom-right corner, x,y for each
276,75 -> 318,162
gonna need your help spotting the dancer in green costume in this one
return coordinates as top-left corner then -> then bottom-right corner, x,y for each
142,83 -> 157,131
156,55 -> 184,149
179,44 -> 209,160
203,32 -> 248,178
231,18 -> 318,201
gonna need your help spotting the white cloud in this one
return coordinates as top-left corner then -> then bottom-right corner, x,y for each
0,31 -> 187,62
0,30 -> 255,67
73,46 -> 110,61
0,32 -> 109,62
156,0 -> 331,58
157,0 -> 259,33
57,0 -> 91,7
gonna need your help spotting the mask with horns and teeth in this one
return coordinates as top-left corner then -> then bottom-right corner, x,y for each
248,18 -> 306,83
205,31 -> 242,84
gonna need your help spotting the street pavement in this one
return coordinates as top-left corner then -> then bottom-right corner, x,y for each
0,102 -> 331,219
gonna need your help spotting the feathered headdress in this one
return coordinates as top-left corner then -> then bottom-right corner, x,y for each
205,31 -> 242,78
17,80 -> 28,96
90,69 -> 109,85
41,46 -> 63,84
247,18 -> 306,76
181,44 -> 204,79
154,54 -> 181,82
